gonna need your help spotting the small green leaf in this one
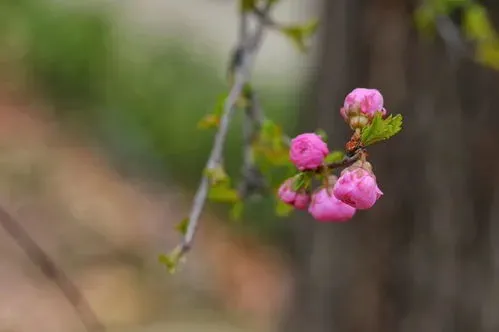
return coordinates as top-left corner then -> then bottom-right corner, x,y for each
315,128 -> 328,142
291,172 -> 313,191
291,173 -> 305,191
253,119 -> 290,167
414,5 -> 437,36
462,3 -> 499,69
414,0 -> 468,37
463,4 -> 495,42
205,165 -> 230,185
158,254 -> 176,273
236,96 -> 250,109
275,200 -> 294,217
208,186 -> 240,203
260,119 -> 282,141
230,201 -> 244,221
361,112 -> 403,146
213,94 -> 227,116
198,94 -> 227,129
197,114 -> 220,129
476,40 -> 499,70
242,83 -> 253,98
280,19 -> 319,53
175,218 -> 189,236
324,151 -> 345,164
158,246 -> 183,274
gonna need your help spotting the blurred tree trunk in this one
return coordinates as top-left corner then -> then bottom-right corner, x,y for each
279,0 -> 499,331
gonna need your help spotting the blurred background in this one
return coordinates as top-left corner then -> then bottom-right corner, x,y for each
0,0 -> 499,332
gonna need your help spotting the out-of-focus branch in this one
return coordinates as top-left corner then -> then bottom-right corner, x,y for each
179,3 -> 274,255
435,15 -> 474,60
252,4 -> 283,30
239,90 -> 267,198
0,206 -> 105,332
237,1 -> 292,198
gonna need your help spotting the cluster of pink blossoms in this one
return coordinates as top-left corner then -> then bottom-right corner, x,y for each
278,88 -> 385,222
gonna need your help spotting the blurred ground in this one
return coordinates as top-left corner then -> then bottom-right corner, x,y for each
0,84 -> 293,332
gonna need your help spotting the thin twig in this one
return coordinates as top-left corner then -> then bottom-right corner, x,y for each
325,152 -> 362,170
0,206 -> 105,332
252,5 -> 283,30
180,3 -> 274,255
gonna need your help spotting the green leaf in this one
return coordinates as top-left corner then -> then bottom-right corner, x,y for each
158,254 -> 177,273
260,119 -> 282,141
463,4 -> 495,42
242,83 -> 253,98
230,201 -> 244,221
291,172 -> 313,191
213,94 -> 227,116
253,119 -> 290,167
361,112 -> 403,146
175,218 -> 189,236
275,199 -> 294,217
315,128 -> 328,142
158,246 -> 183,274
252,142 -> 288,165
280,19 -> 319,53
205,165 -> 230,185
205,165 -> 239,204
324,151 -> 345,164
461,3 -> 499,70
414,5 -> 437,36
414,0 -> 469,37
291,173 -> 305,191
197,114 -> 220,129
197,94 -> 226,129
208,186 -> 240,203
476,40 -> 499,70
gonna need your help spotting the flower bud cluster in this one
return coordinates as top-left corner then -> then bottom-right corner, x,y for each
277,88 -> 386,222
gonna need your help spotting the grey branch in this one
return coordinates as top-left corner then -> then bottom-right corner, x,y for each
434,15 -> 477,63
179,4 -> 273,255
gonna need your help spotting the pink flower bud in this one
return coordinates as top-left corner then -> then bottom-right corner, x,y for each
308,188 -> 356,222
278,178 -> 311,210
289,133 -> 329,171
333,167 -> 383,210
340,88 -> 387,128
293,193 -> 311,210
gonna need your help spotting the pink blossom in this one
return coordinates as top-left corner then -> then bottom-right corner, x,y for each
308,188 -> 356,222
333,167 -> 383,210
293,193 -> 311,210
341,88 -> 387,124
278,178 -> 311,210
289,133 -> 329,171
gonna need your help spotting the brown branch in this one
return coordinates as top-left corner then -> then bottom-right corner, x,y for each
0,206 -> 105,332
311,150 -> 363,175
325,152 -> 362,170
